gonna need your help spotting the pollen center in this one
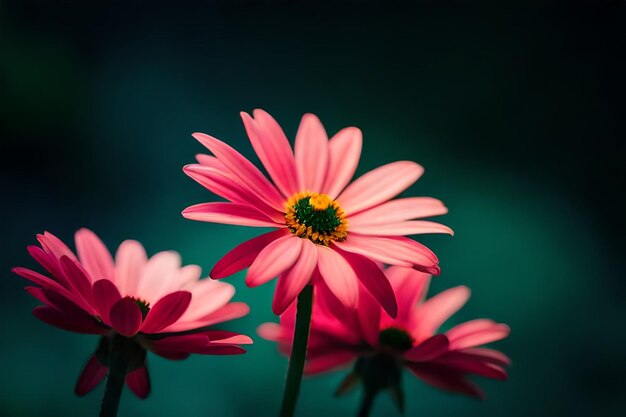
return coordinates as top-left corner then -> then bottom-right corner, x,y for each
285,191 -> 348,245
378,327 -> 414,352
131,298 -> 151,319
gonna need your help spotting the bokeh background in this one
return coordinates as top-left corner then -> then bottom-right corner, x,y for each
1,1 -> 624,416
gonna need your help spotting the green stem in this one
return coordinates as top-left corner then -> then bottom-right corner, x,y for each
358,392 -> 375,417
99,336 -> 131,417
279,284 -> 314,417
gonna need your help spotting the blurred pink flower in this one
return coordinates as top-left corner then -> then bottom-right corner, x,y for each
183,109 -> 452,315
13,228 -> 252,398
259,266 -> 510,402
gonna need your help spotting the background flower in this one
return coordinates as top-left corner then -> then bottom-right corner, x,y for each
13,229 -> 252,398
259,266 -> 510,405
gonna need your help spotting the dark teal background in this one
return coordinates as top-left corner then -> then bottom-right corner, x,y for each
1,2 -> 624,416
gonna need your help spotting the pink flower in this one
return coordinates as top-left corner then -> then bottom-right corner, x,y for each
13,228 -> 252,398
183,110 -> 452,315
259,266 -> 510,402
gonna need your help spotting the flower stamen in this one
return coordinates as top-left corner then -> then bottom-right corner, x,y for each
285,191 -> 348,245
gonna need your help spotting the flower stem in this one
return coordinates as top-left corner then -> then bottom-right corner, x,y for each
357,393 -> 375,417
99,336 -> 131,417
279,284 -> 314,417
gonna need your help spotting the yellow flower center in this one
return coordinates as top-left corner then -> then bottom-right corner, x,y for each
285,191 -> 348,245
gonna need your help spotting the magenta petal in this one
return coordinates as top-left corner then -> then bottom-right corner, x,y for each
150,334 -> 210,351
32,306 -> 105,334
335,248 -> 397,318
435,354 -> 508,380
109,297 -> 143,337
75,355 -> 107,396
59,256 -> 95,306
140,291 -> 192,334
92,279 -> 122,324
404,334 -> 449,362
406,362 -> 485,399
210,229 -> 288,279
197,345 -> 247,355
126,365 -> 150,399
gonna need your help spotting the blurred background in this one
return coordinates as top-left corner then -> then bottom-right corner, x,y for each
1,1 -> 624,416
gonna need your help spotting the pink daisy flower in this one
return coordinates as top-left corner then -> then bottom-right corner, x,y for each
259,266 -> 510,412
183,109 -> 452,315
12,228 -> 252,400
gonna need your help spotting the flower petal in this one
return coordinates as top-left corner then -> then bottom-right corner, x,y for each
316,246 -> 359,309
404,334 -> 449,362
140,291 -> 192,334
183,164 -> 284,222
294,113 -> 329,191
349,220 -> 453,236
179,280 -> 234,322
305,350 -> 356,375
337,161 -> 424,215
202,330 -> 253,345
114,239 -> 148,297
322,127 -> 362,199
241,110 -> 299,197
435,353 -> 508,380
192,132 -> 285,210
162,302 -> 250,332
348,197 -> 448,226
246,235 -> 302,287
197,345 -> 247,355
92,279 -> 122,324
412,286 -> 470,342
75,355 -> 107,396
37,231 -> 77,261
385,266 -> 431,324
182,202 -> 280,227
109,297 -> 143,337
32,305 -> 105,334
126,365 -> 151,399
59,256 -> 95,306
335,235 -> 439,273
335,248 -> 397,318
150,334 -> 210,351
272,239 -> 318,315
136,251 -> 181,304
211,229 -> 289,279
447,320 -> 510,350
74,228 -> 115,282
406,362 -> 485,399
13,266 -> 87,309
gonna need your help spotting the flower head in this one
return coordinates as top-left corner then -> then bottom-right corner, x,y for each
183,110 -> 452,315
13,228 -> 252,398
259,266 -> 510,405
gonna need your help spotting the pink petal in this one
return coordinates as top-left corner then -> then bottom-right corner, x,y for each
211,229 -> 289,279
163,302 -> 250,332
150,334 -> 210,351
348,197 -> 448,226
257,323 -> 283,342
92,279 -> 122,324
316,246 -> 359,309
109,297 -> 143,337
192,132 -> 285,211
182,202 -> 280,227
406,362 -> 485,399
447,321 -> 510,350
32,305 -> 105,334
294,113 -> 329,191
435,354 -> 508,380
37,231 -> 77,261
337,161 -> 424,215
404,334 -> 449,362
241,110 -> 299,197
355,285 -> 382,347
140,291 -> 192,334
412,286 -> 470,342
304,350 -> 356,375
26,245 -> 68,285
59,256 -> 95,306
385,266 -> 431,325
335,247 -> 397,318
335,234 -> 439,272
183,164 -> 284,222
349,220 -> 454,236
321,127 -> 362,199
75,355 -> 107,396
202,330 -> 253,345
74,228 -> 115,282
195,153 -> 227,169
246,235 -> 302,287
179,280 -> 235,322
114,239 -> 147,297
272,239 -> 317,315
459,348 -> 511,366
126,365 -> 150,399
136,251 -> 181,304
